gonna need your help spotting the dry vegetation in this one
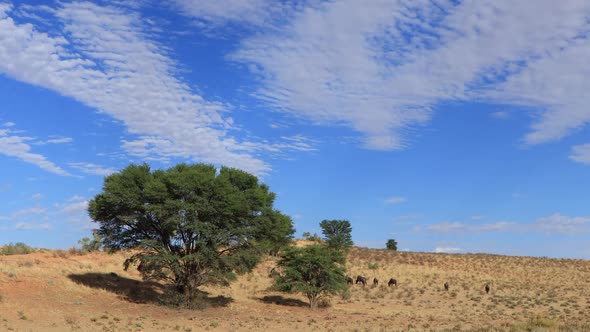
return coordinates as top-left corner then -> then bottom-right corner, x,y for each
1,243 -> 590,331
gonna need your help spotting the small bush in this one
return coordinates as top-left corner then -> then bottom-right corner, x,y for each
0,243 -> 35,255
77,231 -> 102,253
52,250 -> 69,258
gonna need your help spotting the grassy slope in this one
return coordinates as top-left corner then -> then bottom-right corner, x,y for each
1,244 -> 589,331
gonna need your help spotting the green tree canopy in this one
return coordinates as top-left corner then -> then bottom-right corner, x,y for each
272,244 -> 347,309
386,239 -> 398,251
319,219 -> 353,251
88,163 -> 294,303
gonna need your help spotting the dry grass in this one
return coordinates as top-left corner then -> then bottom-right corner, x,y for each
1,243 -> 589,331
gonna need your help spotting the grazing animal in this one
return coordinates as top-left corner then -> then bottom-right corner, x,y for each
373,278 -> 379,286
388,278 -> 397,287
444,282 -> 449,291
346,276 -> 354,285
355,276 -> 367,286
268,268 -> 280,278
485,284 -> 490,294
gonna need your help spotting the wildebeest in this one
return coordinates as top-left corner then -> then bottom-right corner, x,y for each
268,267 -> 280,278
388,278 -> 397,287
485,283 -> 490,294
444,281 -> 449,291
346,276 -> 354,285
373,278 -> 379,286
356,275 -> 367,286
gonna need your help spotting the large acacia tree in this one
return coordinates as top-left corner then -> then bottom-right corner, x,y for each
88,163 -> 294,301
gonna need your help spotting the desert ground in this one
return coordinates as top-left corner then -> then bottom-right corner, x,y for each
1,243 -> 590,332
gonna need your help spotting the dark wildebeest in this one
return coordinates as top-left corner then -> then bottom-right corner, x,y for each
388,278 -> 397,287
444,282 -> 449,291
485,284 -> 490,294
356,276 -> 367,286
346,276 -> 354,285
373,278 -> 379,287
268,267 -> 280,278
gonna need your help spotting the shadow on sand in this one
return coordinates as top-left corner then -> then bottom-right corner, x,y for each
68,272 -> 232,308
258,295 -> 309,307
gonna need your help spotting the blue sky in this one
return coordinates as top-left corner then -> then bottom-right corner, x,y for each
1,0 -> 590,258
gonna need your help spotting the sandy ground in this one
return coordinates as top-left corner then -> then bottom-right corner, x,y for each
1,245 -> 590,331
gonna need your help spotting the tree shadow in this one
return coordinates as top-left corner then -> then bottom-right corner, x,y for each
258,295 -> 309,307
68,272 -> 232,308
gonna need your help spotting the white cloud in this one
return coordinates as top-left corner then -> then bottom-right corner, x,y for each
15,222 -> 51,230
570,143 -> 590,165
491,111 -> 510,120
224,0 -> 590,151
14,207 -> 47,216
31,193 -> 43,200
35,137 -> 73,145
534,213 -> 590,234
428,221 -> 514,233
2,121 -> 16,127
68,162 -> 116,176
67,195 -> 85,202
0,127 -> 69,175
0,2 -> 296,175
385,196 -> 407,204
173,0 -> 283,26
434,247 -> 463,254
59,200 -> 89,215
428,214 -> 590,235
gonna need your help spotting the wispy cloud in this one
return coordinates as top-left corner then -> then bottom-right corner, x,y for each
226,1 -> 590,153
570,144 -> 590,165
34,136 -> 73,145
15,222 -> 51,230
491,111 -> 510,120
428,213 -> 590,235
428,221 -> 515,233
68,162 -> 117,176
58,199 -> 89,216
434,247 -> 463,254
0,2 -> 303,175
534,213 -> 590,234
385,196 -> 407,204
172,0 -> 286,26
31,193 -> 43,200
0,126 -> 69,175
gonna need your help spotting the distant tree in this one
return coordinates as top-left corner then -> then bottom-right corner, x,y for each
386,239 -> 398,251
78,230 -> 102,253
272,244 -> 347,309
88,163 -> 294,305
303,231 -> 322,243
319,220 -> 353,251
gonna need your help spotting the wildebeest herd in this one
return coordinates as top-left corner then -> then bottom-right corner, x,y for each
348,275 -> 490,294
269,268 -> 491,294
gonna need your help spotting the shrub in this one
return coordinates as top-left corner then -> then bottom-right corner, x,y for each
0,242 -> 35,255
77,230 -> 102,253
272,244 -> 347,309
368,262 -> 379,270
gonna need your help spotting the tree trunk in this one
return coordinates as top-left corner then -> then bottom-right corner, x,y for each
309,295 -> 317,309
